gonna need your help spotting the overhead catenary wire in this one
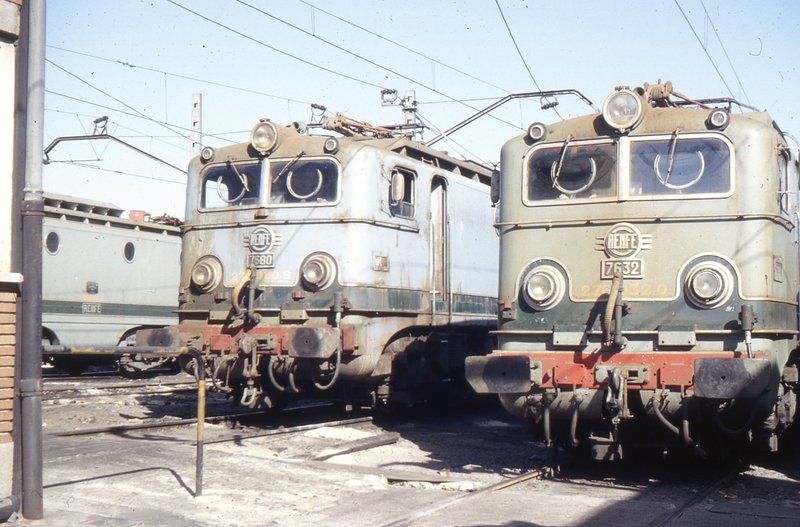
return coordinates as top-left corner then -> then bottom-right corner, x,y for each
698,0 -> 752,105
46,45 -> 316,107
46,59 -> 208,147
48,160 -> 186,186
673,0 -> 737,100
493,0 -> 562,120
415,111 -> 490,166
295,0 -> 513,95
45,108 -> 193,155
234,0 -> 522,130
163,0 -> 385,90
45,90 -> 239,145
234,0 -> 519,128
171,0 -> 523,132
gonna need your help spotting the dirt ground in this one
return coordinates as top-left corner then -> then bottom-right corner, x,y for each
6,374 -> 800,526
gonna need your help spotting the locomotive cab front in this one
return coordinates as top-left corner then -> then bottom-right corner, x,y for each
467,82 -> 800,459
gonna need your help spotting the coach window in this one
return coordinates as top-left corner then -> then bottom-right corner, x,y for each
629,136 -> 731,197
389,167 -> 415,218
201,161 -> 262,209
45,231 -> 60,255
525,140 -> 616,204
123,242 -> 136,262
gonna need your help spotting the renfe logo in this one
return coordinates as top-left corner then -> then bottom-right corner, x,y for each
247,226 -> 274,253
601,223 -> 651,259
243,226 -> 281,269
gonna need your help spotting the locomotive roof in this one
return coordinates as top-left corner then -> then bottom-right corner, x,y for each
353,136 -> 493,185
523,107 -> 776,144
43,192 -> 181,235
44,192 -> 124,217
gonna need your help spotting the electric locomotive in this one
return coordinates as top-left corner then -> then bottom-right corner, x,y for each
138,116 -> 498,409
466,82 -> 799,459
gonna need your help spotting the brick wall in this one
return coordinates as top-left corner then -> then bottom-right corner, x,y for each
0,291 -> 15,445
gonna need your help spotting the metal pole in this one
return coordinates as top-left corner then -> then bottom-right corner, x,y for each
19,0 -> 45,519
11,0 -> 30,509
189,347 -> 206,497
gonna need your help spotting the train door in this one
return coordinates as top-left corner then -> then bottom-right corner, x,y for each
430,177 -> 449,322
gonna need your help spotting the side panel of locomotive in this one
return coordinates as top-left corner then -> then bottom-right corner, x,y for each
467,84 -> 799,458
140,121 -> 497,407
42,194 -> 181,371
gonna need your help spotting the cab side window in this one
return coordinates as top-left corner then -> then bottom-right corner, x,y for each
389,168 -> 415,219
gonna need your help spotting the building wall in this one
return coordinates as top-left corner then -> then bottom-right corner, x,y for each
0,0 -> 21,501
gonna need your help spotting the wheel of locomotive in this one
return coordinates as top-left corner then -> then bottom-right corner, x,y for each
117,356 -> 139,379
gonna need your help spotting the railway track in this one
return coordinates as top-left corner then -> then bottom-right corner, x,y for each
43,381 -> 197,401
38,378 -> 800,526
378,459 -> 745,527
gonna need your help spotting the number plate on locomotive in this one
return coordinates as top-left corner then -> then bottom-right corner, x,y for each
246,253 -> 274,269
601,259 -> 643,279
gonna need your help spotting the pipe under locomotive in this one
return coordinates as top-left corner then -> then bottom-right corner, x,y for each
138,117 -> 498,409
467,82 -> 799,459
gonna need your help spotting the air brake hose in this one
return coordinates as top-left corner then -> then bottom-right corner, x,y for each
651,394 -> 680,436
603,274 -> 622,346
313,292 -> 345,391
569,400 -> 580,447
712,400 -> 760,436
313,344 -> 341,391
267,355 -> 287,393
231,268 -> 252,316
543,396 -> 553,448
682,402 -> 707,459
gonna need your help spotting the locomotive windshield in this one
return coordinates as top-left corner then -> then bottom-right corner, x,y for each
200,157 -> 340,209
629,136 -> 731,196
524,134 -> 732,205
526,141 -> 617,202
268,158 -> 339,205
202,161 -> 261,209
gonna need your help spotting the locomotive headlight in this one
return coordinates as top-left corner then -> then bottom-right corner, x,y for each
323,137 -> 340,154
250,119 -> 278,154
300,253 -> 337,291
707,109 -> 731,130
522,265 -> 565,310
527,122 -> 547,142
602,89 -> 643,132
685,262 -> 734,309
191,255 -> 223,292
200,146 -> 215,163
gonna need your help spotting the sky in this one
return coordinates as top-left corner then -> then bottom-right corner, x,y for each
43,0 -> 800,218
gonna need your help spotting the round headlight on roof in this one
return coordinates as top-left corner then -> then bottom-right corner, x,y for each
527,122 -> 547,142
323,137 -> 340,154
684,261 -> 734,309
602,89 -> 644,132
250,119 -> 278,154
707,109 -> 730,130
200,146 -> 215,162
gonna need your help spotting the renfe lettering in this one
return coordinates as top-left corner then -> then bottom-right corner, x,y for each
607,232 -> 638,250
